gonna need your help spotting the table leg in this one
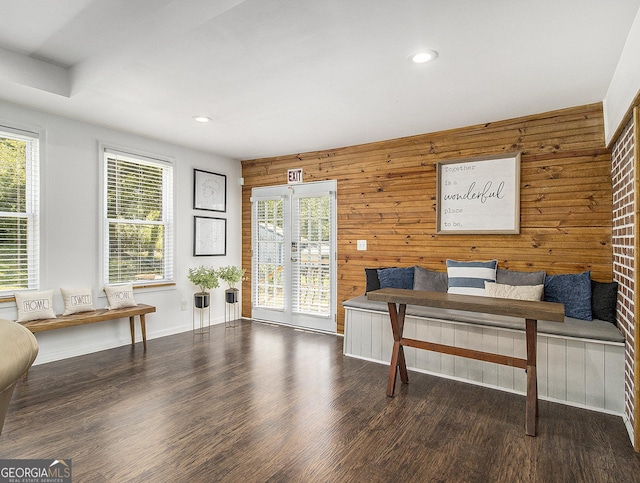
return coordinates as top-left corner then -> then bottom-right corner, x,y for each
386,302 -> 408,396
129,316 -> 135,346
525,318 -> 538,436
140,314 -> 147,351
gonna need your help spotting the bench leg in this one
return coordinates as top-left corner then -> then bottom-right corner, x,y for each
129,316 -> 135,346
525,318 -> 538,436
140,314 -> 147,351
130,315 -> 148,351
386,302 -> 408,396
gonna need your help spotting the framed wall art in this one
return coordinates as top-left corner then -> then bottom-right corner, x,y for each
436,153 -> 521,234
193,216 -> 227,256
193,169 -> 226,212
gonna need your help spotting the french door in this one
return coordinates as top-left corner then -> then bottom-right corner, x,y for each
251,180 -> 337,333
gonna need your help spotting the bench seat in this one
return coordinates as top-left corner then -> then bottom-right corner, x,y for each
20,304 -> 156,350
343,296 -> 625,415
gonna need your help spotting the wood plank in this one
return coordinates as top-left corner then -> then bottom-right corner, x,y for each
402,337 -> 527,369
20,304 -> 156,332
367,288 -> 565,322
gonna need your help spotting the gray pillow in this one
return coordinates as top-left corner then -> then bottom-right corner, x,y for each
496,269 -> 546,286
413,266 -> 448,292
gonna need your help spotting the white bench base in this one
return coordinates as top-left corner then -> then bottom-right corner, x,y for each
344,306 -> 625,415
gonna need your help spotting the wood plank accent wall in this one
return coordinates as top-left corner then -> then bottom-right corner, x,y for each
241,103 -> 612,334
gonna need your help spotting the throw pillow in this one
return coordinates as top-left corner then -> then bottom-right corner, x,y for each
413,266 -> 448,292
446,259 -> 498,296
544,271 -> 592,321
496,269 -> 546,286
15,290 -> 56,323
591,280 -> 618,324
104,283 -> 137,309
377,267 -> 415,290
484,282 -> 544,301
61,287 -> 95,315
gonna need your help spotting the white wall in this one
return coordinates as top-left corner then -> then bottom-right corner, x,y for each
0,99 -> 242,364
604,6 -> 640,143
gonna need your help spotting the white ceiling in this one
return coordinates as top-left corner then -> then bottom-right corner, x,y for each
0,0 -> 638,160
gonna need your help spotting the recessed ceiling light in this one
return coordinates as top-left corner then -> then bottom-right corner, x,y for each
411,50 -> 438,64
192,116 -> 212,123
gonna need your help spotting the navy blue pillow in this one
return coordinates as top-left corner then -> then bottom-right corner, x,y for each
544,271 -> 592,321
377,267 -> 415,290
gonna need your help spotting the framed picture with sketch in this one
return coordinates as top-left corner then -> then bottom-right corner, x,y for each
193,216 -> 226,256
194,169 -> 226,212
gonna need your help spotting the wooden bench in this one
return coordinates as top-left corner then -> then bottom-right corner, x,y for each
19,304 -> 156,350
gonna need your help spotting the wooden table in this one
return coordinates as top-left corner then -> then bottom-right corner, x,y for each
367,288 -> 565,436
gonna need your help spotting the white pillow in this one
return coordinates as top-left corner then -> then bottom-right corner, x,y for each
104,283 -> 137,309
484,281 -> 544,301
61,287 -> 95,315
14,290 -> 56,322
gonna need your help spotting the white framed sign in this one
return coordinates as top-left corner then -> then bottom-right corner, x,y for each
436,153 -> 521,234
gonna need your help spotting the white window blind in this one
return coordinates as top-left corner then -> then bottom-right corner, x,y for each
104,148 -> 174,285
291,194 -> 331,316
252,196 -> 285,309
0,127 -> 39,295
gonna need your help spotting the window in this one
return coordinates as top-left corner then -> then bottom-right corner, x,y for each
103,148 -> 174,285
0,127 -> 39,296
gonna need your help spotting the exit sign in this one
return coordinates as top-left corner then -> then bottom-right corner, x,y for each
288,168 -> 303,184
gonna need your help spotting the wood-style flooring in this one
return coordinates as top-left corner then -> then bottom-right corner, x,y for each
2,320 -> 640,482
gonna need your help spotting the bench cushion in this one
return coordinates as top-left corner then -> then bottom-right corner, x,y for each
343,295 -> 625,343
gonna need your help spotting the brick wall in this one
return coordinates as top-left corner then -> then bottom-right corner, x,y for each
611,117 -> 636,439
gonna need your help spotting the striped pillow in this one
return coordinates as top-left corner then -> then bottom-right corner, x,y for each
446,259 -> 498,296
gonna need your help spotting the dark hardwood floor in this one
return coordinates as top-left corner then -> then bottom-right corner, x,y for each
2,320 -> 640,482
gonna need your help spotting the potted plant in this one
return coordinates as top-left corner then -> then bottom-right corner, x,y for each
188,266 -> 219,308
217,265 -> 246,303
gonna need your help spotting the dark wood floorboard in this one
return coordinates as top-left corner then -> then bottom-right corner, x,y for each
2,320 -> 640,482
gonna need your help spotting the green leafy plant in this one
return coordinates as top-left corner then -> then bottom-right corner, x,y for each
188,266 -> 220,293
217,265 -> 246,289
